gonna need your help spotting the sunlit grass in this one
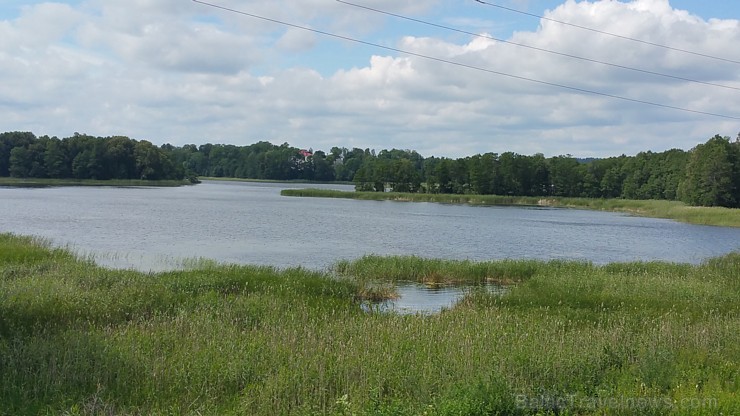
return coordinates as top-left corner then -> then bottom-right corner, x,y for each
281,189 -> 740,227
1,233 -> 738,415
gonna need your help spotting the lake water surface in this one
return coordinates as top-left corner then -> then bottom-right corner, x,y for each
1,180 -> 739,272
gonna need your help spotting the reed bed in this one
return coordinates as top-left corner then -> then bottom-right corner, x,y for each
333,255 -> 549,285
1,233 -> 738,415
280,189 -> 740,227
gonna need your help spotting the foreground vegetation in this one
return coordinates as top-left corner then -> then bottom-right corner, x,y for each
1,234 -> 738,415
281,188 -> 740,227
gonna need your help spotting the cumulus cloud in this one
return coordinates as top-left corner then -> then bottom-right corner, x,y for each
0,0 -> 738,158
1,3 -> 82,48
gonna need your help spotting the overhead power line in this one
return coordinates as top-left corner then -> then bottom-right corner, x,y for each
474,0 -> 740,65
336,0 -> 740,92
190,0 -> 740,121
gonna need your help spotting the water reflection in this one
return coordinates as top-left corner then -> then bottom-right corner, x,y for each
362,282 -> 508,315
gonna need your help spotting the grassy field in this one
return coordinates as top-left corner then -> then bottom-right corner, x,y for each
281,189 -> 740,227
1,234 -> 738,415
0,177 -> 197,187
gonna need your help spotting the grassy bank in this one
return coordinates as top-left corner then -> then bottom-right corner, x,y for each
0,177 -> 197,187
281,188 -> 740,227
1,234 -> 738,415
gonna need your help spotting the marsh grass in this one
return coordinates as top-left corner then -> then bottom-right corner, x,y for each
1,233 -> 738,415
333,255 -> 544,285
87,250 -> 225,273
281,189 -> 740,227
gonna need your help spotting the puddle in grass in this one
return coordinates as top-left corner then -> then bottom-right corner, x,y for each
362,282 -> 509,315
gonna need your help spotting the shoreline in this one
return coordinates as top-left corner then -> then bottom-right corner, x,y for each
281,188 -> 740,228
200,176 -> 354,185
0,177 -> 197,187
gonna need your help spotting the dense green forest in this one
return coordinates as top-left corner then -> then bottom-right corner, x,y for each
2,131 -> 739,207
0,132 -> 190,182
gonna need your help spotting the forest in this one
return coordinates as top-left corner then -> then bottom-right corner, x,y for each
0,132 -> 190,182
1,131 -> 739,208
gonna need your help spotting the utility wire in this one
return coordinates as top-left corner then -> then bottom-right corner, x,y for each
191,0 -> 740,121
336,0 -> 740,92
474,0 -> 740,65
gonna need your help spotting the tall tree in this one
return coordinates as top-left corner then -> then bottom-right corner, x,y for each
469,153 -> 495,195
0,132 -> 36,176
679,135 -> 739,207
105,136 -> 136,179
548,156 -> 585,197
389,159 -> 421,192
8,147 -> 32,178
44,137 -> 70,178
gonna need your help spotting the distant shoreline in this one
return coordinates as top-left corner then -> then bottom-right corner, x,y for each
281,188 -> 740,228
200,176 -> 354,185
0,177 -> 196,187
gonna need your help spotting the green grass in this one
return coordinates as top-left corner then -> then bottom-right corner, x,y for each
333,255 -> 546,285
0,177 -> 197,187
281,189 -> 740,227
1,233 -> 738,415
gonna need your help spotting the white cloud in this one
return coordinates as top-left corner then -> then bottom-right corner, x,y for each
277,27 -> 317,52
6,3 -> 82,47
0,0 -> 738,158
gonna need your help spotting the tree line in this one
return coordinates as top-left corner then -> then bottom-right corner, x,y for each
351,135 -> 740,208
0,132 -> 189,182
2,131 -> 738,207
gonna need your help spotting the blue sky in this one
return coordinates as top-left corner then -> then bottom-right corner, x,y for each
1,0 -> 739,158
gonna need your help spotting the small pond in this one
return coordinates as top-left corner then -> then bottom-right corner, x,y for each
362,282 -> 508,314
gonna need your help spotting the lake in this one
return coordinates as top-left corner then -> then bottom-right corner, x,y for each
1,180 -> 739,273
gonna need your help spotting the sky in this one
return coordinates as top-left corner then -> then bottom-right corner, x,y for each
1,0 -> 739,158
